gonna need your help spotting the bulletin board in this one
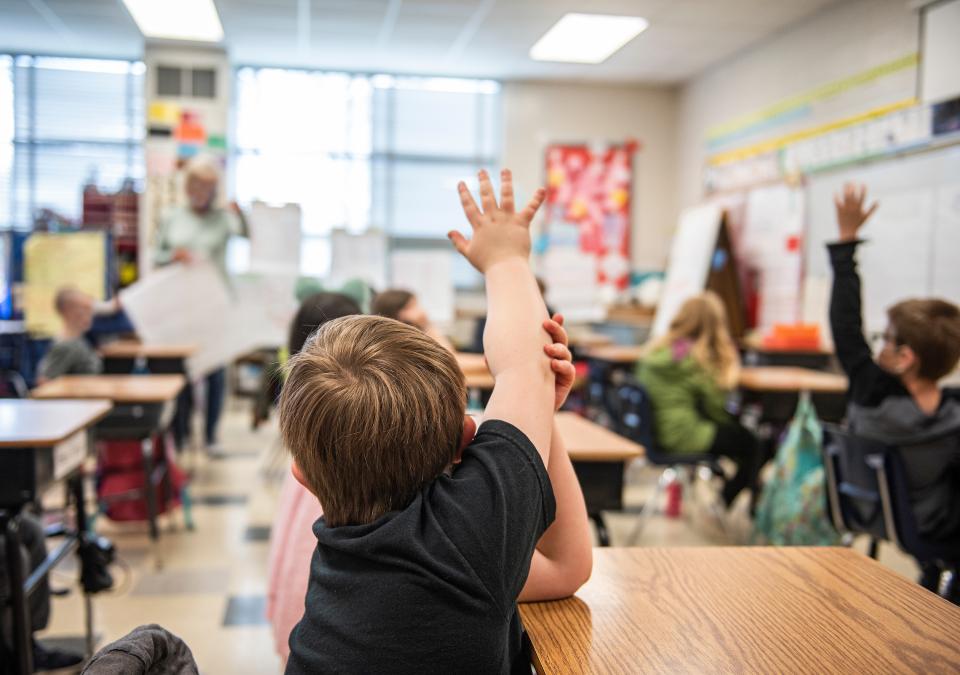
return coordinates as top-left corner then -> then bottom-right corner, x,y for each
542,142 -> 636,292
22,231 -> 107,337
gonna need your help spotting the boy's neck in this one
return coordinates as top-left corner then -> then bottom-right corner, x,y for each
899,372 -> 941,415
60,324 -> 85,340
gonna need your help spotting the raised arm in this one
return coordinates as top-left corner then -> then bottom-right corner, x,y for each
520,316 -> 592,602
448,169 -> 554,463
828,183 -> 879,379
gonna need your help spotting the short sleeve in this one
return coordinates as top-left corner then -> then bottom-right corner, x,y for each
428,420 -> 556,612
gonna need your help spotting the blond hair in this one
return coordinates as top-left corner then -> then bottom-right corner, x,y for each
279,315 -> 466,526
646,291 -> 740,389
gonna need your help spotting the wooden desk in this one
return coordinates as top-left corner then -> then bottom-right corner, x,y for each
31,375 -> 188,548
555,411 -> 643,462
556,412 -> 644,547
455,352 -> 489,375
99,341 -> 197,360
0,399 -> 112,449
738,366 -> 847,394
32,374 -> 186,403
580,345 -> 644,365
569,331 -> 614,350
520,547 -> 960,674
0,399 -> 113,674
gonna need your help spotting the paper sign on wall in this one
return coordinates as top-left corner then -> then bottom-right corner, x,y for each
390,250 -> 454,324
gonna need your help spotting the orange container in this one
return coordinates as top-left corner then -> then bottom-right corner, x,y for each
762,324 -> 821,351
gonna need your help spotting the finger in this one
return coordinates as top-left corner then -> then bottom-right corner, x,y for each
864,201 -> 878,220
856,184 -> 866,206
551,312 -> 565,327
500,169 -> 515,213
542,318 -> 569,347
458,182 -> 482,229
834,194 -> 843,212
477,170 -> 497,213
544,343 -> 572,362
520,187 -> 547,224
447,230 -> 469,256
551,359 -> 576,379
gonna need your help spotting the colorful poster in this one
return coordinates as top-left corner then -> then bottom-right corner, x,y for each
543,142 -> 636,291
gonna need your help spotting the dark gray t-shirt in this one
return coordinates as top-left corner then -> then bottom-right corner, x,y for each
37,337 -> 103,380
286,419 -> 556,675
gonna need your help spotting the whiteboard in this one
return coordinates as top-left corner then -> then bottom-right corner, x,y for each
652,204 -> 723,338
921,0 -> 960,104
804,145 -> 960,334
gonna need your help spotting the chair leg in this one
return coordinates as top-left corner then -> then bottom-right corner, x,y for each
627,468 -> 668,546
868,537 -> 880,560
181,485 -> 195,531
590,513 -> 610,547
938,568 -> 956,600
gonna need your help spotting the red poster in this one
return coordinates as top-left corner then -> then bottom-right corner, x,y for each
544,142 -> 636,290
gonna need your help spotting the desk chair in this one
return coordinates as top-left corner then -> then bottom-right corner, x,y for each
823,427 -> 960,600
614,380 -> 725,545
0,370 -> 28,399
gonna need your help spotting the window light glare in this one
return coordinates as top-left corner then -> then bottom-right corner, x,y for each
529,13 -> 648,64
121,0 -> 224,42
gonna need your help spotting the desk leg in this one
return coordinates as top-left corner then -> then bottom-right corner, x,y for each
1,512 -> 34,675
69,474 -> 95,658
141,438 -> 159,544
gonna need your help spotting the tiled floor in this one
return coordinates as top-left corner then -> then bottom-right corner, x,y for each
36,396 -> 920,674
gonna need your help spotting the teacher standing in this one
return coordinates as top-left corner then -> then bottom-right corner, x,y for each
154,155 -> 248,452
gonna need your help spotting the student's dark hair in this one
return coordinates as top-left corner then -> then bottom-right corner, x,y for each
370,289 -> 414,321
288,292 -> 362,356
887,298 -> 960,381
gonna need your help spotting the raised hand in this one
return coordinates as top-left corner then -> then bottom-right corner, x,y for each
834,182 -> 878,242
543,313 -> 575,411
448,169 -> 546,273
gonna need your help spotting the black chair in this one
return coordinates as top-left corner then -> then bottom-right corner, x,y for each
823,426 -> 960,600
0,370 -> 28,399
614,379 -> 725,544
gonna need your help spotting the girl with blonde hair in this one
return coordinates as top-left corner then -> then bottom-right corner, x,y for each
637,291 -> 762,509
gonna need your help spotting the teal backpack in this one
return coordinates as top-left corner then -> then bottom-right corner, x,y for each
753,394 -> 842,546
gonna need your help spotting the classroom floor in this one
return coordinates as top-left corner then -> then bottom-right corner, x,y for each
36,396 -> 919,675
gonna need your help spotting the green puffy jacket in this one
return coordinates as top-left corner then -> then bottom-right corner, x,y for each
635,343 -> 731,454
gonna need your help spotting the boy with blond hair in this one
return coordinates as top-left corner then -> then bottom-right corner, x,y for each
280,170 -> 592,673
829,183 -> 960,597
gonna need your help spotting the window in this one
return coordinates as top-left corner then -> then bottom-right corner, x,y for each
233,67 -> 500,283
1,55 -> 144,230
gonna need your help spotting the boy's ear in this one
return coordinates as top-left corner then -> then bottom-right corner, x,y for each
454,415 -> 477,463
291,461 -> 316,496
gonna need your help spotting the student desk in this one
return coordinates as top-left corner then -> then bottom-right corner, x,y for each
739,366 -> 848,423
0,399 -> 113,675
100,342 -> 197,448
579,345 -> 644,366
100,340 -> 197,374
31,375 -> 187,547
555,412 -> 644,547
740,335 -> 836,370
519,547 -> 960,674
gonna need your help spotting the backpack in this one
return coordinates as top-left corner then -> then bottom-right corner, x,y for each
753,394 -> 842,546
97,434 -> 186,522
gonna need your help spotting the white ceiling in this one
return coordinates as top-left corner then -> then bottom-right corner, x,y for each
0,0 -> 842,83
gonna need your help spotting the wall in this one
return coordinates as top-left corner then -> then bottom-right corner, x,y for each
501,80 -> 679,271
676,0 -> 921,211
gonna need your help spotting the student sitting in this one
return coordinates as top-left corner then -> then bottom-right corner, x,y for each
637,292 -> 763,510
36,288 -> 106,382
280,169 -> 591,673
371,288 -> 454,351
828,183 -> 960,593
266,292 -> 362,665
